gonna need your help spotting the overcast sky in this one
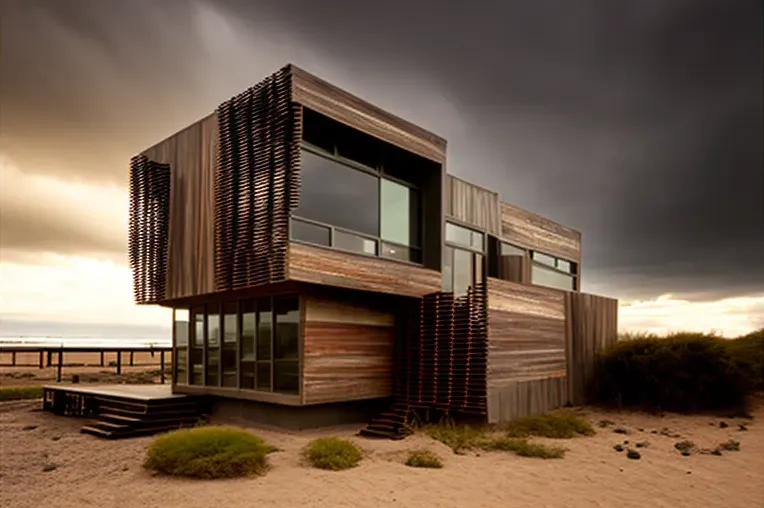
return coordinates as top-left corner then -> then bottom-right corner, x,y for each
1,0 -> 762,337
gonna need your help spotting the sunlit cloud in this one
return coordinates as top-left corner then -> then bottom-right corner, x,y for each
619,293 -> 764,338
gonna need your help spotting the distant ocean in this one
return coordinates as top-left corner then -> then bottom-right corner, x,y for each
0,319 -> 172,349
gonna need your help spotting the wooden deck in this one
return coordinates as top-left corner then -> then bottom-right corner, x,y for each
43,384 -> 182,401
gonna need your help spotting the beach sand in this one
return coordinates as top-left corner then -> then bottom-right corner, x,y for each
1,400 -> 762,508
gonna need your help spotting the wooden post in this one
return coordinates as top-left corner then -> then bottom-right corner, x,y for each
129,351 -> 134,366
56,347 -> 63,383
39,351 -> 44,369
100,351 -> 105,366
47,351 -> 53,367
116,351 -> 122,375
160,351 -> 166,384
11,352 -> 16,366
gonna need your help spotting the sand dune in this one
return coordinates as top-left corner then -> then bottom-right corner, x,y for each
1,401 -> 762,508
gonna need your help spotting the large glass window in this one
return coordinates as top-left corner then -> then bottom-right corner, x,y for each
256,299 -> 273,391
190,307 -> 204,385
291,146 -> 422,264
240,300 -> 256,389
273,297 -> 300,395
443,222 -> 485,296
532,263 -> 576,291
222,302 -> 237,387
206,306 -> 220,387
446,222 -> 484,251
295,150 -> 379,237
173,309 -> 189,385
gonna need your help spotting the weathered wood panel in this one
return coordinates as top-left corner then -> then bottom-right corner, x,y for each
289,242 -> 442,298
486,277 -> 567,423
142,114 -> 217,300
499,202 -> 581,263
290,65 -> 447,164
302,294 -> 396,404
565,292 -> 619,405
486,377 -> 568,424
498,254 -> 531,284
445,175 -> 501,235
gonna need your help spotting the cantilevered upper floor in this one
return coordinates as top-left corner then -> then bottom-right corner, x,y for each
129,64 -> 581,306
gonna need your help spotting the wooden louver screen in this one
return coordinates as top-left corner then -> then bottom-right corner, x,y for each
395,284 -> 489,415
128,155 -> 171,304
215,66 -> 302,291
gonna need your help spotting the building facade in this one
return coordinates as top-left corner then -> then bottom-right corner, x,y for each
129,64 -> 618,428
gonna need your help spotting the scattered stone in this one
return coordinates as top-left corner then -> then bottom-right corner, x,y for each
614,444 -> 625,452
42,463 -> 57,473
635,441 -> 649,448
637,428 -> 644,432
687,471 -> 692,475
675,440 -> 696,456
718,440 -> 740,452
22,425 -> 38,431
626,449 -> 641,460
122,466 -> 129,472
719,421 -> 729,429
711,449 -> 722,456
613,428 -> 629,435
623,440 -> 629,444
51,436 -> 61,442
738,424 -> 748,431
598,419 -> 615,428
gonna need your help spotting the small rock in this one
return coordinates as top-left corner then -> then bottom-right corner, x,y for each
635,441 -> 649,448
711,449 -> 722,456
738,424 -> 748,431
623,440 -> 629,444
51,436 -> 61,442
687,471 -> 692,475
614,444 -> 625,452
22,425 -> 38,431
613,428 -> 629,434
619,468 -> 624,472
122,466 -> 129,472
719,421 -> 728,429
42,463 -> 57,472
681,451 -> 691,457
626,449 -> 641,460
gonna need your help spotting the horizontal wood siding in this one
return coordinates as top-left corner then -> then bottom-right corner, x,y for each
445,175 -> 501,235
498,254 -> 531,284
499,202 -> 581,262
565,292 -> 619,405
290,65 -> 447,164
302,294 -> 396,404
142,114 -> 217,300
486,277 -> 567,424
289,242 -> 442,298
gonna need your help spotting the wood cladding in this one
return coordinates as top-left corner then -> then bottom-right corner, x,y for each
498,254 -> 531,284
486,277 -> 567,423
215,66 -> 302,291
565,292 -> 619,405
288,242 -> 441,298
290,65 -> 446,164
445,175 -> 501,235
128,155 -> 171,304
396,285 -> 489,414
486,377 -> 568,424
499,202 -> 581,262
142,115 -> 217,300
302,294 -> 396,404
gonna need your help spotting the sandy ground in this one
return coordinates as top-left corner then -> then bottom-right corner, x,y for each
1,401 -> 762,508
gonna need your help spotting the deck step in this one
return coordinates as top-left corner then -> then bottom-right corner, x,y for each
81,426 -> 114,438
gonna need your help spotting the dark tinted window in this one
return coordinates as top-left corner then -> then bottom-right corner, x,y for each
334,230 -> 377,255
296,150 -> 379,237
291,218 -> 330,246
274,297 -> 299,361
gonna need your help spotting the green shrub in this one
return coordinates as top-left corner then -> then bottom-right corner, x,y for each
144,426 -> 273,479
588,332 -> 751,413
504,411 -> 594,438
304,438 -> 362,471
405,449 -> 443,468
482,437 -> 566,459
421,424 -> 488,454
726,329 -> 763,391
0,387 -> 44,401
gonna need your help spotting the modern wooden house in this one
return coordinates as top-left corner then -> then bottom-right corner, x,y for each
129,64 -> 618,433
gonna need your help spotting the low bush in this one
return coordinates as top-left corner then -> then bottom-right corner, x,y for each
726,329 -> 763,391
144,426 -> 274,479
0,386 -> 44,401
504,411 -> 594,438
304,438 -> 362,471
421,424 -> 488,454
405,449 -> 443,468
588,332 -> 754,413
482,437 -> 566,459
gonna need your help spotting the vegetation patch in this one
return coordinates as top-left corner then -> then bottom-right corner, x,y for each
0,386 -> 44,402
421,424 -> 488,454
405,449 -> 444,469
481,436 -> 566,459
304,438 -> 363,471
674,440 -> 696,456
717,439 -> 740,452
589,330 -> 763,414
144,426 -> 274,479
422,423 -> 566,459
504,411 -> 595,439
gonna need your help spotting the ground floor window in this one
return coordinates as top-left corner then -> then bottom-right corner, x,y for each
173,295 -> 300,395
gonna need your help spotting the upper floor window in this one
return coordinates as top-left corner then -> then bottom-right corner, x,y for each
443,221 -> 485,296
529,251 -> 577,291
291,110 -> 424,264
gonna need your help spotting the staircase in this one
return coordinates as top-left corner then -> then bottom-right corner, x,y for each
80,395 -> 208,439
359,403 -> 415,440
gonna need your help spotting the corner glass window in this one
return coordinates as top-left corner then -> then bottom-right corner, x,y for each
446,222 -> 484,252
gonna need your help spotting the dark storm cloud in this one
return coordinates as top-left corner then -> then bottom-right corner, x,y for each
1,0 -> 762,301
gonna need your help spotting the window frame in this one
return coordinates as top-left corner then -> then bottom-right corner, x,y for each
291,143 -> 423,265
443,221 -> 486,296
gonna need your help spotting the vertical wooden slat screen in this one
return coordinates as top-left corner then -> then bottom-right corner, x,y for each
128,155 -> 171,304
215,66 -> 302,291
444,175 -> 501,235
565,292 -> 619,405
